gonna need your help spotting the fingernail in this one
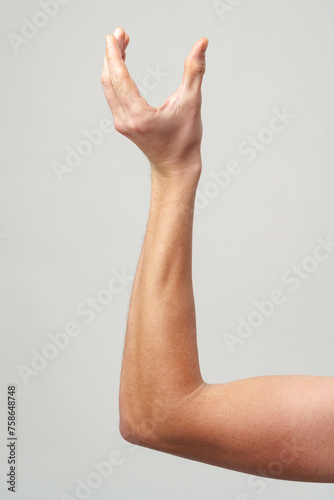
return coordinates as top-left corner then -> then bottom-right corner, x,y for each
106,34 -> 113,46
202,39 -> 209,54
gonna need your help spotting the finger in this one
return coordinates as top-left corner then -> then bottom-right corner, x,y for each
105,34 -> 141,107
114,28 -> 129,61
181,37 -> 209,95
101,56 -> 123,114
122,33 -> 130,61
113,26 -> 126,53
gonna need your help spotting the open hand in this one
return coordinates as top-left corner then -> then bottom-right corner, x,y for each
101,27 -> 208,177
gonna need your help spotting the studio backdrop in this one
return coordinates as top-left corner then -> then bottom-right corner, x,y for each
1,0 -> 334,499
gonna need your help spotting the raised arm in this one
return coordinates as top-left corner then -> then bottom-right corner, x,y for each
101,27 -> 334,483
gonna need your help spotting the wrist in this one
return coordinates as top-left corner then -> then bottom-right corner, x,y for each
149,170 -> 199,224
150,160 -> 202,184
151,163 -> 201,198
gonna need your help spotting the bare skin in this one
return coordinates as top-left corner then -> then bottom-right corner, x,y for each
101,27 -> 334,482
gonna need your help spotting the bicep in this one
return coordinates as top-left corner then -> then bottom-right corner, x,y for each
152,375 -> 334,482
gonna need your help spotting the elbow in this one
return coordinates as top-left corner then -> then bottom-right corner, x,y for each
119,409 -> 163,447
119,382 -> 207,448
119,387 -> 172,447
119,416 -> 139,445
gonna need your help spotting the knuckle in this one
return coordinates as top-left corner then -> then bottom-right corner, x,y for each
100,73 -> 110,87
114,118 -> 128,135
111,76 -> 123,92
193,59 -> 206,76
114,82 -> 123,93
114,104 -> 153,137
185,56 -> 206,76
196,61 -> 206,76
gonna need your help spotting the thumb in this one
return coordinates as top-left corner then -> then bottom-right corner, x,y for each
181,37 -> 209,94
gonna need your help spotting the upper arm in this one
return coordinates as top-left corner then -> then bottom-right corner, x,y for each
146,375 -> 334,482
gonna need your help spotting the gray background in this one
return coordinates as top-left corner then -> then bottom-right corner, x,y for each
1,0 -> 334,499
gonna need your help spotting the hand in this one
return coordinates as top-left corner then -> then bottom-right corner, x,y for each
101,27 -> 209,178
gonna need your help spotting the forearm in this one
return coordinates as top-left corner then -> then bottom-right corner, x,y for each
119,163 -> 205,441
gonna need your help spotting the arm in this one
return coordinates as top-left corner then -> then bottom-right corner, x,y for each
101,28 -> 334,483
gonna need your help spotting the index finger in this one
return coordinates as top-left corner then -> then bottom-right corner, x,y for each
105,34 -> 141,108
